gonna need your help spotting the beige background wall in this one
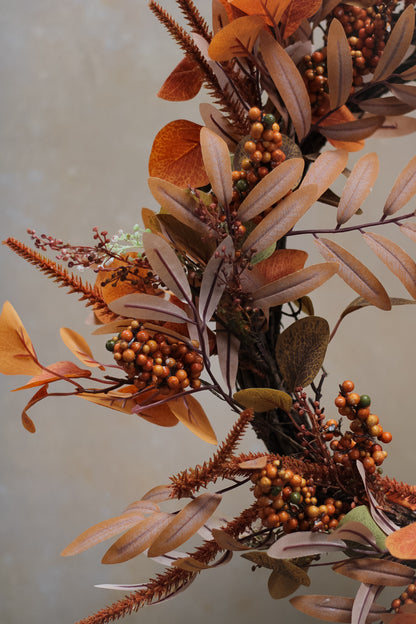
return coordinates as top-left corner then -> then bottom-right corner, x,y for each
1,2 -> 415,623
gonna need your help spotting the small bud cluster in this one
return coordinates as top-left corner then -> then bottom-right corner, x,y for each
251,460 -> 347,533
391,583 -> 416,613
106,322 -> 203,392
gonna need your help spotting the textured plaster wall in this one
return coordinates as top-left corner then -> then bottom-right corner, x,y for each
1,2 -> 415,624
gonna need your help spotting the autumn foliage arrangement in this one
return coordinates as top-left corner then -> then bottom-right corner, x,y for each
3,0 -> 416,622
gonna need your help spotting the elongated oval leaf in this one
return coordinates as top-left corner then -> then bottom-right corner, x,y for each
102,512 -> 173,564
372,5 -> 415,82
301,150 -> 349,203
319,116 -> 385,142
363,231 -> 416,299
61,511 -> 146,557
168,394 -> 217,444
141,484 -> 173,503
314,237 -> 391,310
337,153 -> 379,225
238,158 -> 305,221
211,528 -> 248,552
122,501 -> 160,515
142,232 -> 191,302
109,293 -> 191,324
241,185 -> 318,255
327,18 -> 353,110
233,388 -> 292,413
333,558 -> 415,586
399,64 -> 416,81
260,30 -> 311,141
352,583 -> 384,624
199,103 -> 240,149
291,594 -> 386,623
200,127 -> 232,207
400,222 -> 416,242
389,83 -> 416,109
208,15 -> 265,61
199,236 -> 233,324
238,456 -> 268,469
172,551 -> 233,571
268,532 -> 346,559
13,361 -> 92,391
0,301 -> 42,376
372,115 -> 416,138
384,155 -> 416,216
216,325 -> 239,395
147,493 -> 222,557
328,520 -> 377,549
60,328 -> 105,370
359,96 -> 414,116
386,521 -> 416,559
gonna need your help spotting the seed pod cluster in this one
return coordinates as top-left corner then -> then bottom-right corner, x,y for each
391,583 -> 416,613
106,321 -> 204,392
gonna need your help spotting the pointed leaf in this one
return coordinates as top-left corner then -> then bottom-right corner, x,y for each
363,231 -> 416,299
319,116 -> 385,142
173,551 -> 233,571
400,222 -> 416,242
327,18 -> 353,111
109,293 -> 191,324
372,5 -> 415,82
241,185 -> 317,255
283,0 -> 322,37
359,96 -> 414,116
336,153 -> 379,225
168,394 -> 217,444
238,456 -> 268,469
21,384 -> 49,433
216,326 -> 239,395
318,106 -> 366,151
208,15 -> 265,61
389,83 -> 416,110
372,115 -> 416,138
352,584 -> 384,624
290,594 -> 386,623
328,520 -> 378,549
301,149 -> 349,203
148,120 -> 208,188
386,521 -> 416,559
200,127 -> 232,207
221,0 -> 291,26
102,512 -> 173,564
211,528 -> 248,551
199,236 -> 234,324
337,505 -> 387,551
0,301 -> 42,376
268,560 -> 311,599
384,155 -> 416,216
13,361 -> 92,391
147,493 -> 222,557
333,558 -> 415,586
260,30 -> 311,141
238,158 -> 305,221
61,512 -> 146,557
60,328 -> 105,370
233,388 -> 292,413
199,103 -> 240,150
141,485 -> 173,503
400,64 -> 416,80
243,249 -> 308,292
268,531 -> 346,559
157,56 -> 204,102
315,237 -> 391,310
142,232 -> 191,302
122,501 -> 160,515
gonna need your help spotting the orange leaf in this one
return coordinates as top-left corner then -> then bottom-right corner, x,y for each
168,394 -> 217,444
0,301 -> 43,376
282,0 -> 322,38
363,232 -> 416,299
157,56 -> 204,101
148,120 -> 208,188
317,106 -> 365,151
21,384 -> 49,433
147,493 -> 222,557
13,361 -> 92,391
386,521 -> 416,559
250,249 -> 308,286
224,0 -> 292,26
141,484 -> 173,503
60,327 -> 105,370
208,15 -> 265,61
238,456 -> 268,469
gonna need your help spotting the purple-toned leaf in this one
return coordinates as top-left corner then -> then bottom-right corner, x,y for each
319,116 -> 385,141
384,155 -> 416,216
301,149 -> 349,202
94,583 -> 148,591
334,558 -> 415,587
267,531 -> 346,559
363,231 -> 416,299
327,18 -> 353,110
238,158 -> 305,222
109,293 -> 192,324
260,30 -> 311,141
359,96 -> 414,116
199,236 -> 233,325
389,83 -> 416,109
199,103 -> 240,150
337,152 -> 379,225
142,232 -> 191,302
200,127 -> 233,207
290,594 -> 387,623
241,185 -> 318,255
356,462 -> 399,535
352,583 -> 383,624
372,5 -> 415,82
328,520 -> 377,549
216,324 -> 240,395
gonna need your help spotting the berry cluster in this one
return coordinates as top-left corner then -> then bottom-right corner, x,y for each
325,380 -> 392,474
106,321 -> 204,392
391,583 -> 416,613
252,460 -> 347,533
302,50 -> 330,118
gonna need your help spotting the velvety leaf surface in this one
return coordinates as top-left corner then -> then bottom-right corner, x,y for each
199,236 -> 233,325
168,394 -> 217,444
317,105 -> 366,151
109,293 -> 191,324
13,361 -> 92,391
233,388 -> 292,413
328,520 -> 378,549
208,15 -> 265,61
244,249 -> 308,291
372,5 -> 415,82
199,103 -> 241,149
157,213 -> 216,264
359,96 -> 414,116
211,528 -> 248,551
372,115 -> 416,138
389,84 -> 416,110
267,560 -> 311,599
301,149 -> 349,202
337,505 -> 387,551
282,0 -> 322,37
141,484 -> 173,503
216,325 -> 239,394
384,155 -> 416,216
0,301 -> 42,376
386,521 -> 416,559
400,223 -> 416,243
363,232 -> 416,299
337,153 -> 379,225
327,18 -> 353,111
157,56 -> 204,101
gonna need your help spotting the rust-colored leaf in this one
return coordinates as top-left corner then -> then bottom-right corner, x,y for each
208,15 -> 265,61
290,594 -> 386,623
301,149 -> 349,203
61,511 -> 146,557
169,394 -> 217,444
319,115 -> 385,142
141,484 -> 173,503
60,327 -> 105,370
21,384 -> 49,433
211,528 -> 248,551
238,456 -> 268,469
0,301 -> 42,376
233,388 -> 292,413
372,5 -> 415,82
317,105 -> 365,151
148,120 -> 208,188
282,0 -> 322,38
327,18 -> 353,111
13,361 -> 92,391
359,96 -> 414,116
200,127 -> 232,207
142,207 -> 162,234
157,56 -> 204,102
102,512 -> 173,564
400,223 -> 416,243
336,152 -> 379,225
246,249 -> 308,290
260,30 -> 311,141
386,521 -> 416,559
314,237 -> 391,310
220,0 -> 292,27
384,155 -> 416,216
147,493 -> 222,557
363,231 -> 416,299
333,557 -> 415,586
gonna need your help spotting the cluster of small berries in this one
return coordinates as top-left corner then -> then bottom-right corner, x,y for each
324,380 -> 392,474
106,321 -> 203,392
231,107 -> 286,202
391,583 -> 416,613
251,460 -> 347,533
302,50 -> 330,118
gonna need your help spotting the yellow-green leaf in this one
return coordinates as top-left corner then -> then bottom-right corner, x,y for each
233,388 -> 292,413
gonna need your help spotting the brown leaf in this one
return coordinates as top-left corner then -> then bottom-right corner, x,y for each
142,231 -> 191,303
301,149 -> 349,202
372,115 -> 416,138
247,249 -> 308,288
359,96 -> 414,116
61,511 -> 146,557
157,213 -> 216,264
200,127 -> 233,207
211,528 -> 248,551
60,327 -> 105,370
147,493 -> 222,557
275,316 -> 330,392
233,388 -> 292,413
399,64 -> 416,81
268,531 -> 347,559
21,384 -> 49,433
122,501 -> 160,515
157,56 -> 204,102
238,456 -> 268,470
334,296 -> 416,333
372,5 -> 415,82
389,84 -> 416,110
363,231 -> 416,299
173,550 -> 233,571
168,394 -> 217,444
314,237 -> 391,310
238,157 -> 305,221
260,30 -> 311,141
102,512 -> 173,564
0,301 -> 42,376
384,155 -> 416,216
141,484 -> 173,503
241,185 -> 318,255
221,0 -> 291,27
386,521 -> 416,559
148,120 -> 208,188
327,18 -> 353,111
290,594 -> 386,623
282,0 -> 322,38
199,103 -> 241,150
142,207 -> 162,234
208,15 -> 265,61
268,560 -> 311,599
13,361 -> 92,391
336,152 -> 379,225
108,292 -> 191,325
317,105 -> 365,151
400,222 -> 416,243
333,557 -> 415,586
319,115 -> 385,142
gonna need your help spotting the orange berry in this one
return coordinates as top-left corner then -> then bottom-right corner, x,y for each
341,380 -> 355,393
335,395 -> 346,408
265,464 -> 278,480
248,106 -> 261,121
380,431 -> 392,443
366,414 -> 379,427
346,392 -> 361,406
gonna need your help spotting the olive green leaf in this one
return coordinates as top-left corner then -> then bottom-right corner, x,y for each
267,560 -> 311,599
233,388 -> 292,413
337,505 -> 387,551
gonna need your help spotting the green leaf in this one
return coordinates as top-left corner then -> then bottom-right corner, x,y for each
267,560 -> 311,599
275,316 -> 330,392
338,506 -> 387,551
233,388 -> 292,413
